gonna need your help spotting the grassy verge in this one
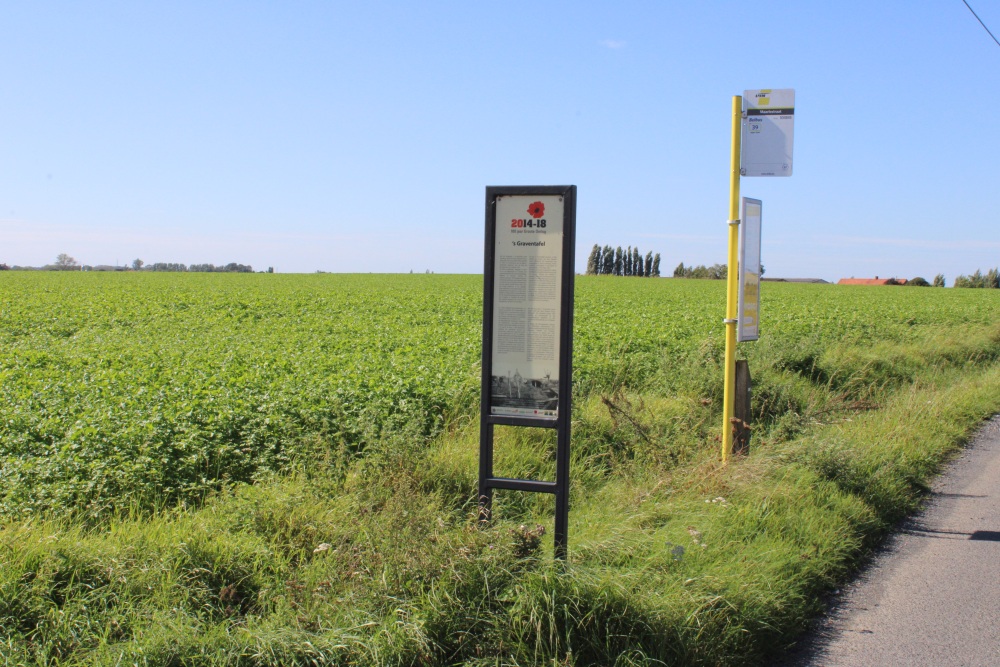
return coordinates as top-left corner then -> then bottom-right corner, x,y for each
2,316 -> 1000,664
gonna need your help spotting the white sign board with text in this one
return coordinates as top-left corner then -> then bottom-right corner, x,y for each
742,89 -> 794,177
490,194 -> 564,419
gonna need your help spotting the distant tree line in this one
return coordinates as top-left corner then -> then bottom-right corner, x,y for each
953,268 -> 999,289
879,272 -> 992,288
0,255 -> 267,273
140,262 -> 256,273
189,263 -> 255,273
143,262 -> 188,272
586,244 -> 661,277
140,261 -> 264,273
673,262 -> 728,280
889,275 -> 939,286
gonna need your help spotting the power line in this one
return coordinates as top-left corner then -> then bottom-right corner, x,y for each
961,0 -> 1000,49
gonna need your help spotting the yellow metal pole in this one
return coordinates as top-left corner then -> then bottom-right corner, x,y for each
722,95 -> 742,461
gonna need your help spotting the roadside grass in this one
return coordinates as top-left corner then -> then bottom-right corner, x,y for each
2,320 -> 1000,665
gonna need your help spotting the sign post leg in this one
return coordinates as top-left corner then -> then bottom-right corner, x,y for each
734,359 -> 752,454
478,421 -> 494,525
722,95 -> 742,462
554,423 -> 570,560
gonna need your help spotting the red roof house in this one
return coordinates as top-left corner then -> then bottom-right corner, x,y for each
837,277 -> 907,286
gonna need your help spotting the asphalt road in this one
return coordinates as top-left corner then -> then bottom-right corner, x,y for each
782,415 -> 1000,667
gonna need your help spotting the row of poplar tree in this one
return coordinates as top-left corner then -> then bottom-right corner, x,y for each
586,245 -> 661,277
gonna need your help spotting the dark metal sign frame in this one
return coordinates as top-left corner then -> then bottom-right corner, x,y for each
479,185 -> 576,559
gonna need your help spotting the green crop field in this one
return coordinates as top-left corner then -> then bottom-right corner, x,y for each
1,271 -> 999,666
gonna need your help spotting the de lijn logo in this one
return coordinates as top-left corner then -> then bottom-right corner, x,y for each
510,201 -> 547,229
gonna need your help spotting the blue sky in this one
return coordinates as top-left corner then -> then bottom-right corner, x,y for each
3,1 -> 999,281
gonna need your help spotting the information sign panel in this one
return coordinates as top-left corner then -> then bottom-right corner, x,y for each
480,185 -> 576,559
489,194 -> 565,418
737,198 -> 762,342
741,89 -> 794,177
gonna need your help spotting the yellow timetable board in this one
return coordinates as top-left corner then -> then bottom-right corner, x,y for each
737,197 -> 762,342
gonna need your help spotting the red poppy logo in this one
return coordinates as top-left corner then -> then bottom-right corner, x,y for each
527,201 -> 545,219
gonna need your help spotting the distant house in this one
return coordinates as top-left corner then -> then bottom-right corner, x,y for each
837,276 -> 907,286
